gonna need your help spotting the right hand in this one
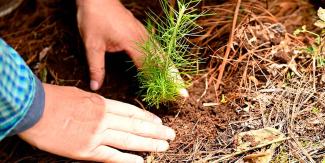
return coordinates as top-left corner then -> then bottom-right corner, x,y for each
76,0 -> 189,97
77,0 -> 148,90
19,84 -> 176,163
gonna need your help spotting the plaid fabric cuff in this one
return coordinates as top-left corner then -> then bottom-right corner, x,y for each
8,77 -> 45,136
0,38 -> 36,140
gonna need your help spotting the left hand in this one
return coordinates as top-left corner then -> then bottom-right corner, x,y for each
77,0 -> 148,90
19,84 -> 175,163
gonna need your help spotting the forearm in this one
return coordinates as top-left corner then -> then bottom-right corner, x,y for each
0,38 -> 45,140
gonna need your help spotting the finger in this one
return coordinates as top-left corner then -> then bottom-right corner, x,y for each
104,113 -> 176,140
85,41 -> 106,91
101,129 -> 169,152
90,145 -> 144,163
104,99 -> 162,124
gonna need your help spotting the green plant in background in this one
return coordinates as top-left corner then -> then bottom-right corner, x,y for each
294,25 -> 321,44
294,7 -> 325,68
137,0 -> 203,107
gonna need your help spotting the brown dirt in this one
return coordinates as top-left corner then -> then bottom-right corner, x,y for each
0,0 -> 235,162
0,0 -> 322,162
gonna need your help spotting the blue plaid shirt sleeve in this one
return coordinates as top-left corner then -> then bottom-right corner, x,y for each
0,39 -> 38,140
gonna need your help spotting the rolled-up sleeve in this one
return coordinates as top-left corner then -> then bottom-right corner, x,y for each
0,38 -> 45,140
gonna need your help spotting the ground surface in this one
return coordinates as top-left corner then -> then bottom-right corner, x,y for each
0,0 -> 324,162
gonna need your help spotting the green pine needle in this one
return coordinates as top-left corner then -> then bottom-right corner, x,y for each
137,0 -> 203,108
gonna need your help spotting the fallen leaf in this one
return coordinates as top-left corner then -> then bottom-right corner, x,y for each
318,7 -> 325,22
235,127 -> 286,163
236,127 -> 285,151
315,20 -> 325,28
243,151 -> 273,163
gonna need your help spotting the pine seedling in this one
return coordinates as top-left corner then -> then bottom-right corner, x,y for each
137,0 -> 203,108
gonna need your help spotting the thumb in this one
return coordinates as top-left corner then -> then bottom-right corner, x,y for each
86,44 -> 106,91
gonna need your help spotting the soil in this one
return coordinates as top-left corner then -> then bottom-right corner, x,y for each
0,0 -> 322,162
0,0 -> 236,162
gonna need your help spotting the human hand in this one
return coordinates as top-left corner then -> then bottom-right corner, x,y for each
19,84 -> 176,163
76,0 -> 147,90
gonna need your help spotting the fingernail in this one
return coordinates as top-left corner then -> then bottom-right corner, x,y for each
90,80 -> 99,90
157,141 -> 169,151
166,128 -> 176,140
179,88 -> 189,98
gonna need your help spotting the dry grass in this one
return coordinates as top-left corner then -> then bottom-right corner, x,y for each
151,0 -> 325,162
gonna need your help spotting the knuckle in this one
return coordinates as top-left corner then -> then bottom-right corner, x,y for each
83,35 -> 100,49
84,39 -> 104,51
88,93 -> 105,106
75,93 -> 106,122
69,86 -> 80,92
106,44 -> 123,52
127,112 -> 137,120
69,146 -> 94,160
76,151 -> 90,160
126,10 -> 135,17
89,66 -> 105,74
83,93 -> 106,117
131,118 -> 143,133
145,111 -> 157,122
122,134 -> 132,149
131,118 -> 154,135
70,86 -> 88,95
76,151 -> 92,160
